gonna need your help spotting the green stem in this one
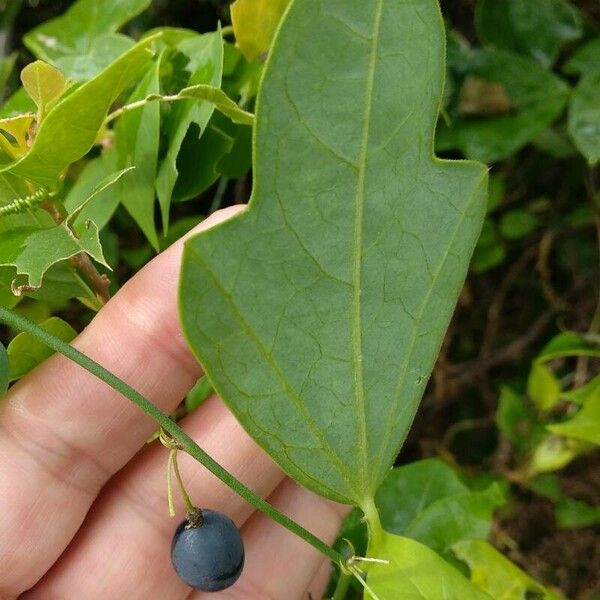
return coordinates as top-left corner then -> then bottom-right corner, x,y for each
332,569 -> 352,600
0,306 -> 344,565
361,496 -> 383,549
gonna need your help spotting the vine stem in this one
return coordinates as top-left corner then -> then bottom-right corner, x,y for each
0,306 -> 344,565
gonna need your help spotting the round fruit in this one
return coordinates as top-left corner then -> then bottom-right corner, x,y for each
171,509 -> 245,592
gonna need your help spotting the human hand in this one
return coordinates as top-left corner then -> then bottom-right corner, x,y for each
0,206 -> 347,599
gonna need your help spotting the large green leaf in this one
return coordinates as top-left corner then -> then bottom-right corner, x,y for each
23,0 -> 151,80
438,48 -> 570,163
180,0 -> 487,505
155,33 -> 224,229
7,316 -> 77,380
1,37 -> 155,188
453,540 -> 563,600
367,532 -> 491,600
475,0 -> 583,68
568,72 -> 600,165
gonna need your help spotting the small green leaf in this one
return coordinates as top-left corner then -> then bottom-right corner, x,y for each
368,532 -> 491,600
537,332 -> 600,362
0,220 -> 108,293
174,85 -> 254,126
499,209 -> 538,240
529,434 -> 581,474
555,497 -> 600,529
155,33 -> 224,230
2,37 -> 155,188
7,316 -> 76,380
564,38 -> 600,76
528,362 -> 561,413
453,539 -> 563,600
475,0 -> 583,68
230,0 -> 291,61
0,52 -> 17,93
20,60 -> 68,122
547,390 -> 600,445
496,386 -> 544,452
0,341 -> 8,399
568,72 -> 600,165
23,0 -> 151,80
180,0 -> 488,505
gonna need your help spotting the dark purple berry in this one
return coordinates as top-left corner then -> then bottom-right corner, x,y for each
171,509 -> 244,592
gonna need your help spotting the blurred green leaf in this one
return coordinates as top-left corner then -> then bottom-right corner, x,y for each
556,496 -> 600,529
376,459 -> 505,554
0,341 -> 8,399
561,373 -> 600,404
115,56 -> 162,250
486,173 -> 506,213
476,0 -> 583,68
499,209 -> 538,240
0,52 -> 17,94
537,332 -> 600,362
230,0 -> 291,62
453,539 -> 563,600
0,87 -> 36,118
472,220 -> 506,273
564,38 -> 600,75
529,434 -> 581,474
23,0 -> 151,80
185,375 -> 214,413
528,362 -> 561,413
568,72 -> 600,165
369,532 -> 491,600
547,390 -> 600,445
438,49 -> 570,163
20,60 -> 68,122
496,386 -> 545,452
7,315 -> 76,380
155,32 -> 223,229
2,37 -> 155,188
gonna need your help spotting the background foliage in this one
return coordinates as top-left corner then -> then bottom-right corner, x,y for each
0,0 -> 598,598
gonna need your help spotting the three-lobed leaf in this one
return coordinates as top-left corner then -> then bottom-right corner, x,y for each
180,0 -> 487,506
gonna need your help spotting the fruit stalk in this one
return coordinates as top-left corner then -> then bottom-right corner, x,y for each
0,306 -> 344,565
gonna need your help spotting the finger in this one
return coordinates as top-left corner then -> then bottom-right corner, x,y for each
0,205 -> 244,597
189,480 -> 350,600
23,394 -> 285,599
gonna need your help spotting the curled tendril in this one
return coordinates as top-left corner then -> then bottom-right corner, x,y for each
0,188 -> 56,217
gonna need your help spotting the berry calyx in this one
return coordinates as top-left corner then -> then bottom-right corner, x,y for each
171,508 -> 245,592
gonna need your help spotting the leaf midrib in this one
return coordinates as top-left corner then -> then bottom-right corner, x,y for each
352,0 -> 384,500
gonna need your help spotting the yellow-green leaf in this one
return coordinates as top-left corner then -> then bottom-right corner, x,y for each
230,0 -> 291,61
20,60 -> 68,122
528,362 -> 561,413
